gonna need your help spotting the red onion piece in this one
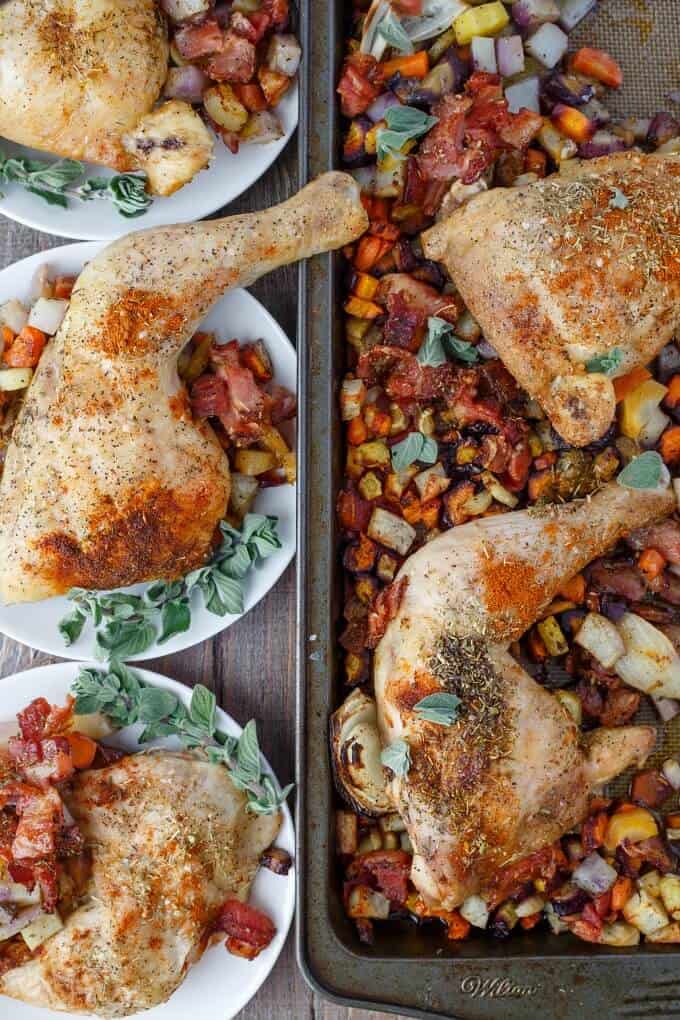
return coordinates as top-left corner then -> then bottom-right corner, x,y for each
164,65 -> 210,103
471,36 -> 497,74
496,35 -> 524,78
477,340 -> 499,359
366,91 -> 402,124
654,697 -> 680,723
505,76 -> 540,114
572,852 -> 617,896
559,0 -> 596,31
525,22 -> 568,68
512,0 -> 559,31
578,130 -> 629,159
648,112 -> 680,147
0,905 -> 43,942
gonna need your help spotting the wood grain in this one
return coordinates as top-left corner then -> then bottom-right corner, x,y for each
0,141 -> 404,1020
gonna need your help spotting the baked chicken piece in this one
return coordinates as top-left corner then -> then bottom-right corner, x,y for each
0,0 -> 212,195
374,482 -> 674,910
422,152 -> 680,447
0,751 -> 281,1017
0,173 -> 368,604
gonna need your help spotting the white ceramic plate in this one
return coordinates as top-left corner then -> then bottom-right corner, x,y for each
0,662 -> 295,1020
0,243 -> 296,660
0,83 -> 297,241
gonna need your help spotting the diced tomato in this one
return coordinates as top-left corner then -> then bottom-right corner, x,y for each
355,849 -> 412,904
217,899 -> 277,950
175,17 -> 224,59
207,32 -> 256,83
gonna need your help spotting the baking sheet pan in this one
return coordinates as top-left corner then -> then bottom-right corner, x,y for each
296,2 -> 680,1016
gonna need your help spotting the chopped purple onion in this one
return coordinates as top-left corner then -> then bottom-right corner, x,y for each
512,0 -> 560,31
542,72 -> 594,108
559,0 -> 597,31
572,852 -> 617,896
366,91 -> 402,124
578,130 -> 629,159
0,905 -> 43,942
505,76 -> 540,114
648,112 -> 680,147
599,595 -> 628,624
657,343 -> 680,384
551,883 -> 589,917
0,885 -> 12,902
654,697 -> 680,723
471,36 -> 497,74
525,22 -> 569,69
476,340 -> 499,360
163,64 -> 209,104
496,35 -> 525,78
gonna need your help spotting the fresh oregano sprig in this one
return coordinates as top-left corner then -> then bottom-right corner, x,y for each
70,662 -> 292,815
0,152 -> 152,218
58,514 -> 282,658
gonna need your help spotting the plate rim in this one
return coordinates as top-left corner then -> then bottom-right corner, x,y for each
0,660 -> 296,1020
0,241 -> 297,660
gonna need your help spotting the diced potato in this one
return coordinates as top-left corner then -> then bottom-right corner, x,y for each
389,402 -> 408,435
416,408 -> 436,436
203,84 -> 249,133
599,920 -> 640,947
483,473 -> 519,508
376,552 -> 398,583
240,110 -> 285,145
347,885 -> 391,920
574,612 -> 625,670
21,911 -> 63,950
266,34 -> 302,77
454,1 -> 509,45
604,807 -> 658,852
623,888 -> 669,934
615,612 -> 680,698
358,471 -> 383,501
463,488 -> 493,516
336,810 -> 359,855
537,616 -> 568,657
385,467 -> 418,500
454,310 -> 481,342
620,379 -> 669,441
181,332 -> 213,383
123,100 -> 213,196
460,895 -> 489,929
646,921 -> 680,943
537,121 -> 578,163
228,473 -> 259,521
659,874 -> 680,918
0,367 -> 32,391
367,507 -> 416,555
414,463 -> 451,501
259,426 -> 296,483
516,895 -> 546,918
374,159 -> 406,199
70,712 -> 114,741
357,440 -> 390,468
638,870 -> 662,899
554,689 -> 582,725
233,449 -> 277,476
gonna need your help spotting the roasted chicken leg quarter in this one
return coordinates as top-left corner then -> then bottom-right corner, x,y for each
422,152 -> 680,446
0,173 -> 368,604
374,482 -> 674,910
0,751 -> 281,1017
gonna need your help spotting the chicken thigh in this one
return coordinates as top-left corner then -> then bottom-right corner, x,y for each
422,152 -> 680,447
374,482 -> 674,910
0,0 -> 212,194
0,173 -> 368,604
0,751 -> 280,1017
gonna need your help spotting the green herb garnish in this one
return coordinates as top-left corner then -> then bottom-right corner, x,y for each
585,347 -> 623,376
391,430 -> 438,471
412,692 -> 461,725
70,664 -> 292,815
380,738 -> 411,777
58,514 -> 281,658
609,187 -> 629,210
0,152 -> 152,218
617,451 -> 668,491
417,315 -> 479,367
376,106 -> 438,163
378,8 -> 414,52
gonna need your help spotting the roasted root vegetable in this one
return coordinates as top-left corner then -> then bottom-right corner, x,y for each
574,612 -> 624,669
233,449 -> 278,476
604,807 -> 659,852
203,84 -> 249,132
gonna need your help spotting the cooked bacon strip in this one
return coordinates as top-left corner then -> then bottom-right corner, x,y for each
207,32 -> 257,83
217,899 -> 276,957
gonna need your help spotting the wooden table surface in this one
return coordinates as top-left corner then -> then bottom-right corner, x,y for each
0,140 -> 404,1020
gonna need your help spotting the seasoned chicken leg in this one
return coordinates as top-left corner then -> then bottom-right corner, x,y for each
374,482 -> 674,910
422,152 -> 680,446
0,751 -> 281,1017
0,173 -> 368,604
0,0 -> 212,195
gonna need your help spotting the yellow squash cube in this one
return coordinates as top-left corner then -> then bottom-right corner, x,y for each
454,2 -> 509,45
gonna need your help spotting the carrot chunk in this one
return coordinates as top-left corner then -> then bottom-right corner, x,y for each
4,326 -> 47,368
380,51 -> 429,80
613,365 -> 652,402
638,547 -> 667,581
660,424 -> 680,465
558,573 -> 586,604
66,731 -> 98,769
571,47 -> 623,88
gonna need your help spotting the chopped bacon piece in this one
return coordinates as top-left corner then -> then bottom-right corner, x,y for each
588,561 -> 646,602
230,10 -> 260,41
175,17 -> 224,59
17,698 -> 51,741
9,736 -> 74,787
377,274 -> 461,333
490,842 -> 567,906
210,340 -> 273,443
261,0 -> 289,29
337,53 -> 383,117
629,518 -> 680,565
207,32 -> 257,83
217,899 -> 277,954
368,577 -> 408,648
10,786 -> 63,861
384,292 -> 422,350
355,849 -> 412,904
269,384 -> 297,424
191,374 -> 230,417
357,346 -> 462,402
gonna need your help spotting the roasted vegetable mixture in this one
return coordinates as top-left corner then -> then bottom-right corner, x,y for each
333,0 -> 680,948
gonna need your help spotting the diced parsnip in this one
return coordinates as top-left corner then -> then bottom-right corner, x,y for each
463,488 -> 492,516
0,367 -> 32,391
659,875 -> 680,918
240,110 -> 285,145
389,402 -> 409,435
516,895 -> 546,918
639,405 -> 671,448
454,2 -> 509,45
646,921 -> 680,943
228,473 -> 259,522
623,888 -> 669,935
336,810 -> 359,855
233,449 -> 277,476
266,34 -> 302,77
604,807 -> 658,851
340,378 -> 366,421
0,298 -> 28,335
70,712 -> 114,741
348,885 -> 391,920
460,895 -> 489,929
27,297 -> 68,335
367,507 -> 416,555
620,379 -> 668,441
615,612 -> 680,697
21,911 -> 63,950
537,615 -> 568,656
203,84 -> 249,133
574,612 -> 625,669
554,689 -> 582,725
599,921 -> 640,947
414,463 -> 451,501
638,870 -> 662,899
374,159 -> 406,199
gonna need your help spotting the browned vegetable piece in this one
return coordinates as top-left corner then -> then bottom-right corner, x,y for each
630,770 -> 673,810
376,552 -> 399,583
240,339 -> 273,382
344,534 -> 378,573
336,810 -> 359,855
260,846 -> 294,875
345,651 -> 370,686
355,575 -> 379,604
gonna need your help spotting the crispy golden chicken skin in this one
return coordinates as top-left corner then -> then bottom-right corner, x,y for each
423,152 -> 680,446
